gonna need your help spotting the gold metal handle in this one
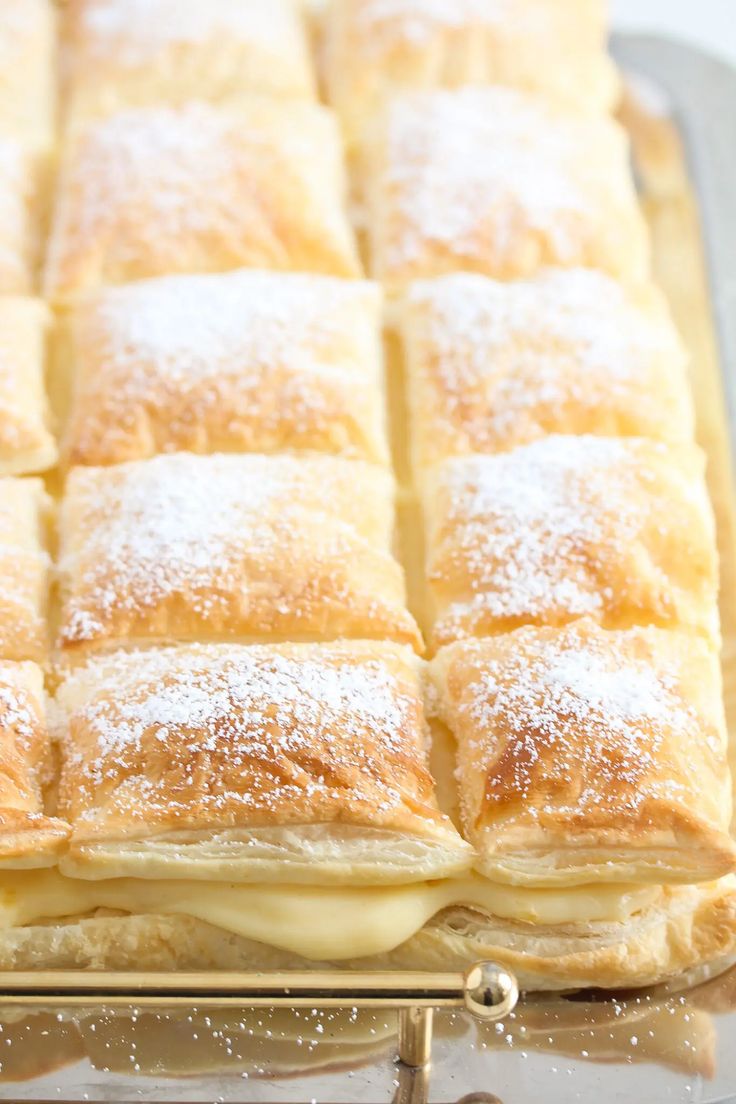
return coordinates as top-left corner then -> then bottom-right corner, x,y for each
0,960 -> 518,1068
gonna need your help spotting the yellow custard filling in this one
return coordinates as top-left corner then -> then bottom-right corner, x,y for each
0,870 -> 660,960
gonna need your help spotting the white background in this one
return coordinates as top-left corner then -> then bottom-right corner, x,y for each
612,0 -> 736,65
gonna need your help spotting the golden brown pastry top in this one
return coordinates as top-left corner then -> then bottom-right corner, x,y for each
0,139 -> 45,296
58,452 -> 421,652
404,270 -> 694,469
0,478 -> 51,664
0,297 -> 56,477
325,0 -> 618,143
44,98 -> 361,303
368,85 -> 649,293
430,620 -> 736,886
423,437 -> 718,649
0,660 -> 69,865
62,270 -> 388,467
0,0 -> 56,147
63,0 -> 316,121
55,641 -> 470,880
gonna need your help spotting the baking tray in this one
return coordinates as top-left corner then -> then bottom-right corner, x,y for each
1,33 -> 736,1103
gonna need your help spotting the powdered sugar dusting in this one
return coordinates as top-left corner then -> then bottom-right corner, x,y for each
68,270 -> 383,462
356,0 -> 529,45
429,436 -> 665,632
452,625 -> 704,823
78,0 -> 303,66
379,86 -> 634,279
59,452 -> 403,646
58,103 -> 242,249
58,644 -> 437,828
408,269 -> 688,453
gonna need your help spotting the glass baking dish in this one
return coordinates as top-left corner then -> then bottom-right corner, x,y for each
2,33 -> 736,1103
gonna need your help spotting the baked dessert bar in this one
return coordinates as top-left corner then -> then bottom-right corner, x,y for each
54,641 -> 470,881
0,297 -> 56,477
44,98 -> 360,303
61,269 -> 387,467
0,138 -> 46,295
367,86 -> 649,293
429,621 -> 735,887
0,660 -> 68,866
324,0 -> 618,146
63,0 -> 316,123
57,452 -> 421,652
0,478 -> 51,664
422,437 -> 718,649
0,0 -> 56,147
403,269 -> 694,470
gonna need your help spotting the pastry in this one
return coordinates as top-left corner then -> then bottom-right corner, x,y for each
54,641 -> 470,881
0,138 -> 46,295
0,660 -> 69,866
428,620 -> 736,886
60,269 -> 387,467
367,86 -> 649,293
57,452 -> 421,652
44,98 -> 360,303
422,437 -> 718,649
403,269 -> 694,470
0,478 -> 51,663
0,0 -> 56,147
324,0 -> 618,146
63,0 -> 315,123
0,297 -> 56,476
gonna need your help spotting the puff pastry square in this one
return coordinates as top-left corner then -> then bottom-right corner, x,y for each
429,620 -> 736,886
368,86 -> 649,293
61,270 -> 387,467
63,0 -> 316,123
44,99 -> 360,304
404,270 -> 694,470
0,661 -> 69,867
0,139 -> 45,295
57,452 -> 421,652
0,479 -> 51,663
55,641 -> 470,881
324,0 -> 618,144
424,437 -> 718,649
0,0 -> 56,146
0,298 -> 56,477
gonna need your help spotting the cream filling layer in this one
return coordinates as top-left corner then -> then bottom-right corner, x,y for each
0,870 -> 660,960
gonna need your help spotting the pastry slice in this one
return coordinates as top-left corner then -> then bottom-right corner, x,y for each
63,0 -> 315,123
54,641 -> 470,881
0,0 -> 56,147
0,660 -> 69,866
404,270 -> 694,470
61,270 -> 387,467
367,86 -> 649,293
0,138 -> 46,295
57,452 -> 421,652
423,437 -> 718,649
429,620 -> 736,886
0,478 -> 51,663
44,98 -> 360,303
0,298 -> 56,476
324,0 -> 618,145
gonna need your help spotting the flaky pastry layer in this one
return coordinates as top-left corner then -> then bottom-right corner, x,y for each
430,622 -> 736,887
61,270 -> 388,467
